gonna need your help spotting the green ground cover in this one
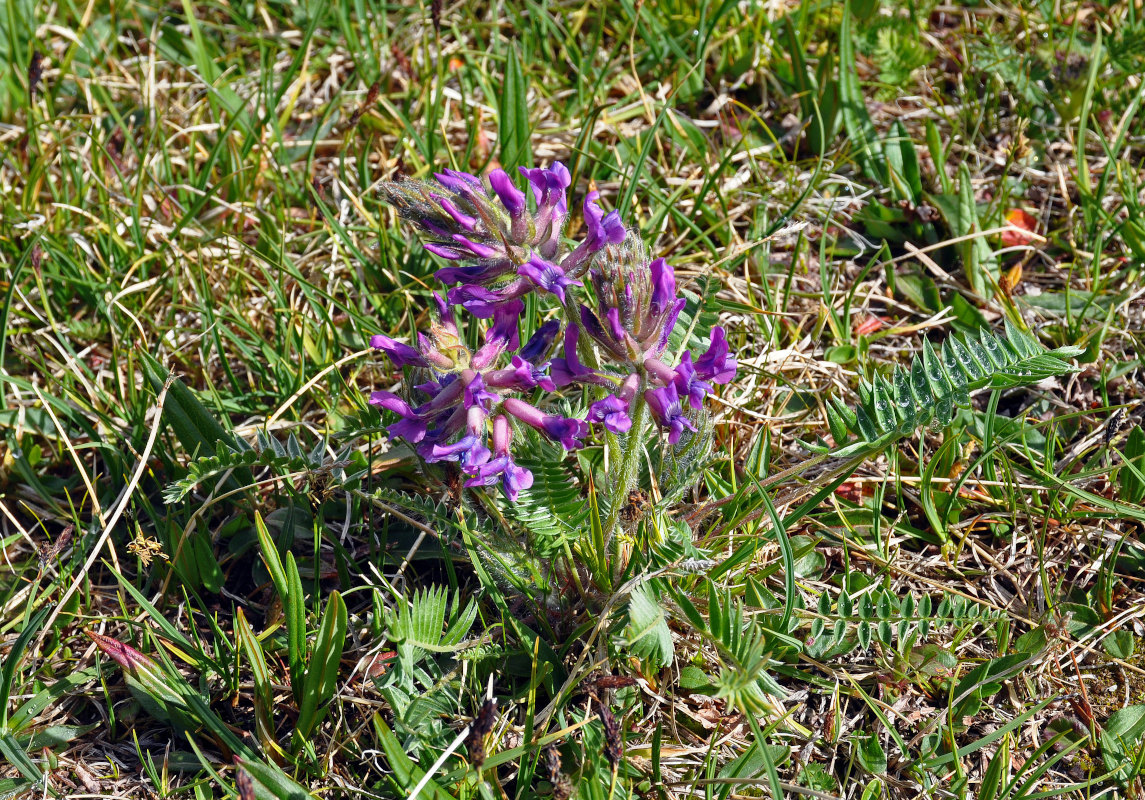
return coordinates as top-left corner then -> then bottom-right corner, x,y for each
3,1 -> 1145,798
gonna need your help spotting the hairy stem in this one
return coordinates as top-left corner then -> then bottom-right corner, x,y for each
602,391 -> 648,556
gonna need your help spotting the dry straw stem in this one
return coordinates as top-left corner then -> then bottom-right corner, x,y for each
35,372 -> 175,652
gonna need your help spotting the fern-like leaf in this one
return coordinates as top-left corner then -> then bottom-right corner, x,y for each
367,486 -> 459,533
823,321 -> 1083,458
507,457 -> 587,552
163,433 -> 356,503
624,585 -> 674,668
384,586 -> 477,670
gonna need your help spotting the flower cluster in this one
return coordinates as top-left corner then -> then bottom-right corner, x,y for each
369,162 -> 736,500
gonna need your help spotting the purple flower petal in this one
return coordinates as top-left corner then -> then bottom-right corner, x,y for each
518,255 -> 581,304
432,292 -> 457,336
673,352 -> 713,410
541,415 -> 589,450
445,285 -> 500,318
654,297 -> 688,356
463,373 -> 498,411
519,162 -> 571,209
464,455 -> 510,486
489,169 -> 526,217
578,305 -> 609,346
518,319 -> 561,363
369,391 -> 427,442
434,169 -> 483,194
588,395 -> 632,434
447,281 -> 531,319
430,193 -> 477,231
649,258 -> 676,318
435,262 -> 515,285
605,307 -> 626,343
423,242 -> 469,260
486,299 -> 523,351
452,234 -> 501,259
581,192 -> 626,251
520,356 -> 558,391
464,456 -> 534,501
428,434 -> 478,463
694,326 -> 737,384
417,332 -> 455,370
501,461 -> 534,500
550,324 -> 593,387
645,384 -> 697,444
370,334 -> 427,368
502,397 -> 587,450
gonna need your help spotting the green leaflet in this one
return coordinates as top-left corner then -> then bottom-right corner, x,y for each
624,585 -> 673,668
383,586 -> 478,670
164,431 -> 359,503
822,323 -> 1083,459
506,454 -> 588,556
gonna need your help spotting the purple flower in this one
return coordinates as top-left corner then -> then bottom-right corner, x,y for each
649,258 -> 675,318
488,299 -> 523,349
417,332 -> 456,370
582,192 -> 626,250
542,416 -> 590,449
430,194 -> 477,231
694,326 -> 737,384
463,415 -> 534,501
503,397 -> 588,450
370,391 -> 427,442
435,262 -> 514,286
371,159 -> 742,506
653,297 -> 688,357
518,319 -> 561,362
519,162 -> 571,258
429,434 -> 486,464
451,234 -> 500,259
381,164 -> 570,292
472,299 -> 524,369
672,352 -> 712,410
518,255 -> 581,304
427,407 -> 491,466
550,324 -> 595,387
463,373 -> 498,411
580,241 -> 686,363
489,169 -> 526,217
433,169 -> 484,194
519,162 -> 571,212
371,334 -> 427,368
588,395 -> 631,433
645,384 -> 697,444
447,282 -> 530,318
486,356 -> 556,392
431,292 -> 458,336
423,242 -> 472,260
561,192 -> 627,275
605,308 -> 626,343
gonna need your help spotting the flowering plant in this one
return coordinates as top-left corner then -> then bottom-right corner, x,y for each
367,163 -> 736,559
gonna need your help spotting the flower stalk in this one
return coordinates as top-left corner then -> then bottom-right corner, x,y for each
601,389 -> 649,559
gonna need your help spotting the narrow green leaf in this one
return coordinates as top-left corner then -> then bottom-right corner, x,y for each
0,607 -> 50,730
0,732 -> 51,794
838,0 -> 885,182
293,592 -> 347,749
235,609 -> 276,755
499,43 -> 532,172
285,552 -> 306,700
